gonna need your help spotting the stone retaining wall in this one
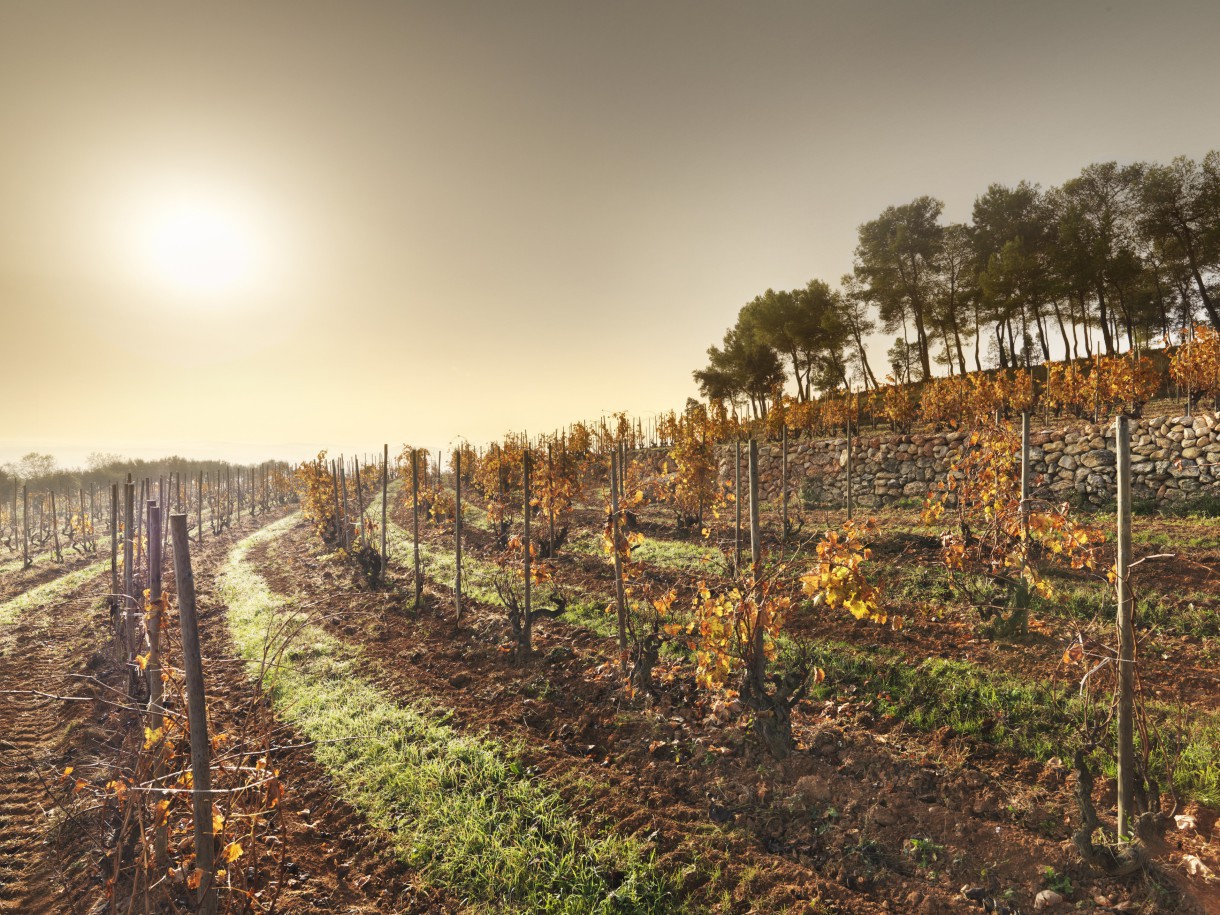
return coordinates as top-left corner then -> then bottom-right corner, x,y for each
716,411 -> 1220,508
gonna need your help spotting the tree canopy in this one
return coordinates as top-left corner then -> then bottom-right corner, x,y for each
694,151 -> 1220,411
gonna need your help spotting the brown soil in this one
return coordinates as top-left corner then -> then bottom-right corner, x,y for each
0,551 -> 101,606
253,517 -> 1220,914
0,512 -> 456,914
0,564 -> 105,913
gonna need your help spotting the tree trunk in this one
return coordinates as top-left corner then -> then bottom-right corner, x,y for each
1096,284 -> 1115,355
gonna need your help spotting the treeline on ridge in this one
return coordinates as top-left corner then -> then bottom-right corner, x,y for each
696,153 -> 1220,419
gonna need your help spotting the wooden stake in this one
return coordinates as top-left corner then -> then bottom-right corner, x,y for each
162,476 -> 171,557
523,450 -> 532,651
781,424 -> 789,554
610,452 -> 627,670
845,398 -> 854,522
110,484 -> 118,618
329,460 -> 342,545
455,450 -> 463,621
353,458 -> 365,547
734,441 -> 742,574
546,442 -> 555,557
123,481 -> 135,679
1115,415 -> 1135,839
169,514 -> 217,915
749,439 -> 762,573
747,438 -> 766,693
1020,412 -> 1031,538
22,485 -> 29,570
338,460 -> 351,550
50,490 -> 62,562
146,503 -> 168,870
381,444 -> 389,580
412,449 -> 422,608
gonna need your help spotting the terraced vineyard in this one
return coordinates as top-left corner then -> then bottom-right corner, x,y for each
0,425 -> 1217,915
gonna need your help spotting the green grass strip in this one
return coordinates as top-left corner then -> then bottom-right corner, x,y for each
384,523 -> 620,641
221,516 -> 676,913
0,557 -> 110,627
566,530 -> 719,575
371,483 -> 620,640
0,544 -> 88,576
0,552 -> 32,576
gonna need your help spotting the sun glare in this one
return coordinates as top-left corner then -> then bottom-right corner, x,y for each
133,194 -> 266,298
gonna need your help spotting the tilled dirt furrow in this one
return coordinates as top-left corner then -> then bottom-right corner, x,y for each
0,599 -> 103,914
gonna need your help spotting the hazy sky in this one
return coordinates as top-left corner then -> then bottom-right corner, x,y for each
2,1 -> 1218,466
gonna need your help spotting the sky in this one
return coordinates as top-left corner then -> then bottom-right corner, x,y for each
2,0 -> 1218,467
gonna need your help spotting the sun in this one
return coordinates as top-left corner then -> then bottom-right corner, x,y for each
133,194 -> 265,298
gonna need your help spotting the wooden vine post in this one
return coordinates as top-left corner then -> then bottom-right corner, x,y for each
523,449 -> 533,650
123,480 -> 136,683
749,439 -> 762,573
328,461 -> 343,548
845,395 -> 854,522
454,450 -> 463,621
169,514 -> 217,915
22,485 -> 30,570
1115,415 -> 1135,839
747,439 -> 765,691
1020,411 -> 1031,539
109,484 -> 119,617
338,460 -> 351,550
781,424 -> 789,554
353,458 -> 365,547
1184,326 -> 1193,417
696,424 -> 705,531
546,442 -> 555,556
381,443 -> 388,580
412,449 -> 422,609
734,441 -> 742,574
164,478 -> 172,555
136,479 -> 145,573
146,502 -> 168,869
610,451 -> 627,670
196,470 -> 204,543
50,491 -> 62,562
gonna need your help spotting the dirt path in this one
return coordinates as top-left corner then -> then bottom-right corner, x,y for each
0,550 -> 101,606
0,560 -> 108,912
0,510 -> 454,914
